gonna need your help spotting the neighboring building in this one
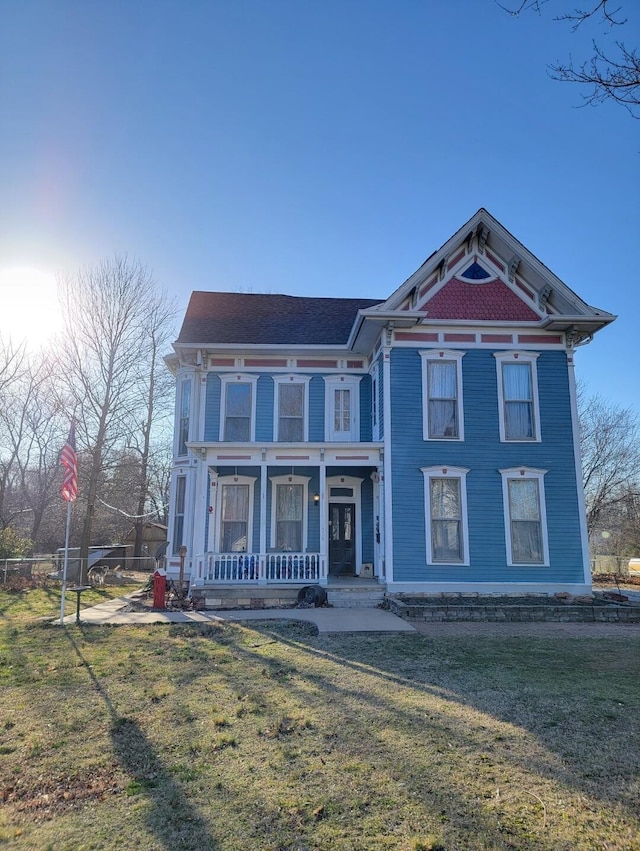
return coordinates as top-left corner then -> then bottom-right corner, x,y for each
165,209 -> 614,595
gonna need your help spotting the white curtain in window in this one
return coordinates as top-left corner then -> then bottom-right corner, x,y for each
428,361 -> 457,438
221,484 -> 249,552
276,484 -> 303,551
334,389 -> 351,433
503,363 -> 533,439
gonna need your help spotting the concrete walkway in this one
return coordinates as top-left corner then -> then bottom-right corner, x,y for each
59,596 -> 416,634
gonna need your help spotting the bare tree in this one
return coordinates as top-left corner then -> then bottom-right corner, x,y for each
0,335 -> 29,527
0,352 -> 67,543
503,1 -> 640,116
127,294 -> 176,560
578,387 -> 640,539
57,257 -> 167,581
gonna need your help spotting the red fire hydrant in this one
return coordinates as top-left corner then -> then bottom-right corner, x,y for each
153,569 -> 167,609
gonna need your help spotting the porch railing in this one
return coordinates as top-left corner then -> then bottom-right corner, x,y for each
200,552 -> 321,584
204,553 -> 259,582
266,552 -> 320,583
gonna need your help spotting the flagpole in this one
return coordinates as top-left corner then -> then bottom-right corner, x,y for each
59,499 -> 72,626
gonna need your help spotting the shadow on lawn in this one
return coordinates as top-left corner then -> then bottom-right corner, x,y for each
64,628 -> 220,850
227,622 -> 640,822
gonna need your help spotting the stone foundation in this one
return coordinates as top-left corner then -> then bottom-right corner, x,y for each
388,596 -> 640,623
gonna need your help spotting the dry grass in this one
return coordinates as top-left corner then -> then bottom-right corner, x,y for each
1,585 -> 639,849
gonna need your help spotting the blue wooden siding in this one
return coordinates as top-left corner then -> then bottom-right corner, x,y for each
389,347 -> 583,584
204,374 -> 221,440
377,356 -> 384,440
309,377 -> 325,442
256,376 -> 274,441
360,375 -> 372,442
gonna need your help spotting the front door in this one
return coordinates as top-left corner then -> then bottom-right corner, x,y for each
329,503 -> 356,575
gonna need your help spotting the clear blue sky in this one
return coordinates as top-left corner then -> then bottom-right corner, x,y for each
0,1 -> 638,408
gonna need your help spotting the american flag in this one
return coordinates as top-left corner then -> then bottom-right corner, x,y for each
60,424 -> 78,502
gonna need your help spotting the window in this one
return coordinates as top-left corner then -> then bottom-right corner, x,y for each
172,475 -> 186,554
212,474 -> 256,553
274,376 -> 309,442
177,379 -> 191,455
421,466 -> 469,565
495,353 -> 540,442
500,468 -> 549,566
270,474 -> 310,552
220,484 -> 249,552
324,376 -> 361,441
220,375 -> 257,442
420,351 -> 465,441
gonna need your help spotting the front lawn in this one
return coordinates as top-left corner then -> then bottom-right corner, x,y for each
1,586 -> 639,850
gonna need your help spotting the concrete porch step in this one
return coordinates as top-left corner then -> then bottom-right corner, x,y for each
326,588 -> 386,608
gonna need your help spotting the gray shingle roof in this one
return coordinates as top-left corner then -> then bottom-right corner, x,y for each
177,292 -> 383,346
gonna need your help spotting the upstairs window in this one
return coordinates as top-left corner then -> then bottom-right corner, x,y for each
324,376 -> 361,441
420,351 -> 465,441
220,375 -> 257,442
274,376 -> 309,442
500,468 -> 548,565
177,378 -> 191,456
495,353 -> 540,442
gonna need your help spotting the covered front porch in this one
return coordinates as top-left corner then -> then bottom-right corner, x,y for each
183,442 -> 384,588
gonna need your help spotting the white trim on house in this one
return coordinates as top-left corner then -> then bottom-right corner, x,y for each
421,466 -> 470,566
499,467 -> 549,567
494,351 -> 541,442
387,582 -> 591,595
273,374 -> 310,442
326,475 -> 364,574
382,342 -> 394,583
323,375 -> 362,441
419,350 -> 465,441
219,374 -> 258,442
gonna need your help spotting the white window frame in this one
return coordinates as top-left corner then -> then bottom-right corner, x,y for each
500,467 -> 549,566
273,375 -> 310,442
494,352 -> 541,443
176,377 -> 192,457
220,374 -> 258,442
324,376 -> 361,441
212,474 -> 256,554
269,474 -> 310,552
420,350 -> 465,441
172,474 -> 187,555
421,466 -> 470,565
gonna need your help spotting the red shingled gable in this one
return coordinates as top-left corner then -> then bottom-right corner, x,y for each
422,277 -> 541,321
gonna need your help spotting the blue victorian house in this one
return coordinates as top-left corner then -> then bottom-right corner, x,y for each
165,209 -> 613,598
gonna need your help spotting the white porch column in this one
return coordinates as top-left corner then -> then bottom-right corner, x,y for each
190,451 -> 209,585
259,455 -> 268,585
319,451 -> 327,586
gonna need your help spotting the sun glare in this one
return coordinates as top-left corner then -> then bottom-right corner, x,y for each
0,267 -> 62,349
